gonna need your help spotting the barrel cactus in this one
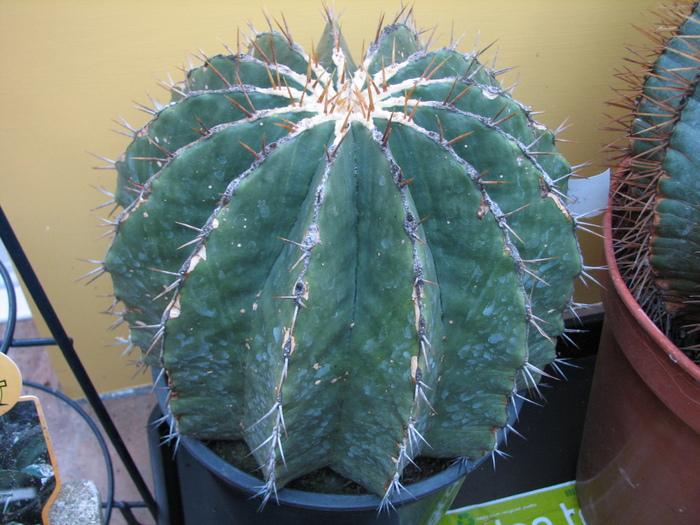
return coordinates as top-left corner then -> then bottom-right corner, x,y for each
96,8 -> 582,506
608,2 -> 700,362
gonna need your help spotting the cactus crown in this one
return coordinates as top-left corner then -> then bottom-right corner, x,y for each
99,7 -> 582,507
608,2 -> 700,364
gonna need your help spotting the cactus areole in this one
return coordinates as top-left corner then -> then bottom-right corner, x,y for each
102,10 -> 582,507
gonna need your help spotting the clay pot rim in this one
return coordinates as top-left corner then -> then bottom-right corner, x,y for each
603,203 -> 700,382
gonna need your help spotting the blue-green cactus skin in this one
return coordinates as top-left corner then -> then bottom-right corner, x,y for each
612,4 -> 700,327
102,12 -> 582,505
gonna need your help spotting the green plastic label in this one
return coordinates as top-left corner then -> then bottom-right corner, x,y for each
440,481 -> 586,525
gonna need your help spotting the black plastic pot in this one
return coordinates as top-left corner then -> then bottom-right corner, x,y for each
149,369 -> 520,525
178,433 -> 481,525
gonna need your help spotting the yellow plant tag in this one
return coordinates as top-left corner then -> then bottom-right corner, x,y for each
0,352 -> 23,416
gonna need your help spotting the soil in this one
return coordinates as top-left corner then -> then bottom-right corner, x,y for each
208,439 -> 455,495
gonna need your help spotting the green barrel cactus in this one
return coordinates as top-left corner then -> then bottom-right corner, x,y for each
609,3 -> 700,357
98,9 -> 582,506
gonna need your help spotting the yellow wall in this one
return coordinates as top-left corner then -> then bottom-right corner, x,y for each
0,0 -> 683,396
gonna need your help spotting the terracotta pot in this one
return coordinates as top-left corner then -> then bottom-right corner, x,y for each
576,207 -> 700,524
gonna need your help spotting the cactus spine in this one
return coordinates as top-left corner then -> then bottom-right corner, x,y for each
608,3 -> 700,363
99,8 -> 582,507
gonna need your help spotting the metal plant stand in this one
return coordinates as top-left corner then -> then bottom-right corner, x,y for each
0,205 -> 158,524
